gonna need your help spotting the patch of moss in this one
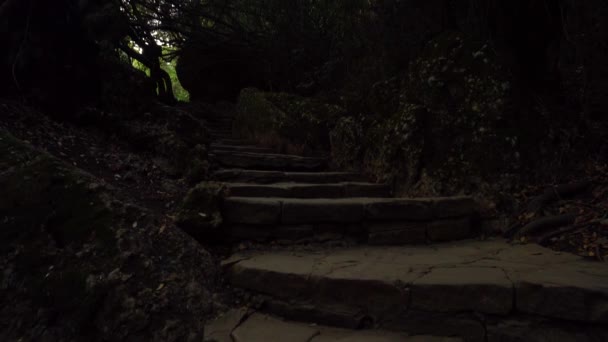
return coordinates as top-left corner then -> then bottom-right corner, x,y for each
175,182 -> 225,240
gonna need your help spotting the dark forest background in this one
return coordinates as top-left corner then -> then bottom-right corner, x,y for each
1,1 -> 608,340
2,0 -> 607,188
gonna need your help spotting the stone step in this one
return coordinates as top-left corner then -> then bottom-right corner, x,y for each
223,239 -> 608,342
212,169 -> 367,184
210,130 -> 233,136
213,151 -> 327,171
206,116 -> 234,124
207,126 -> 233,133
220,197 -> 476,244
205,309 -> 462,342
211,134 -> 233,140
208,123 -> 232,130
211,144 -> 276,154
215,138 -> 257,146
225,182 -> 392,198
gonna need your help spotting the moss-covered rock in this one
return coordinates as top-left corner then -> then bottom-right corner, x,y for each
235,88 -> 345,155
365,103 -> 428,186
0,130 -> 217,341
175,182 -> 225,240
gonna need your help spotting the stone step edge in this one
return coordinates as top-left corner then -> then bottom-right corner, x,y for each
224,182 -> 392,198
205,308 -> 463,342
213,156 -> 328,172
222,196 -> 477,225
212,150 -> 328,161
211,145 -> 275,151
224,218 -> 471,244
212,170 -> 368,184
225,296 -> 608,342
215,139 -> 257,146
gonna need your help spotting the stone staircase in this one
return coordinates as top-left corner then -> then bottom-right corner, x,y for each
203,114 -> 608,342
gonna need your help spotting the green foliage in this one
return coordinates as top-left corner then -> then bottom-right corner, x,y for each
119,0 -> 375,94
131,58 -> 150,76
162,58 -> 190,102
128,44 -> 190,102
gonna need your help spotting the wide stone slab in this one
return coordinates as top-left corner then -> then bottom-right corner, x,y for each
225,182 -> 391,199
212,169 -> 365,184
204,307 -> 250,342
227,254 -> 315,300
231,314 -> 320,342
515,263 -> 608,322
213,151 -> 327,171
214,312 -> 462,342
225,239 -> 608,328
311,326 -> 462,342
485,318 -> 608,342
411,267 -> 513,314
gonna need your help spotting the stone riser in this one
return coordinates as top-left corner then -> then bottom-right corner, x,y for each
213,152 -> 327,172
208,127 -> 233,134
222,197 -> 477,225
213,170 -> 366,184
225,182 -> 392,199
210,133 -> 233,139
209,128 -> 232,133
211,144 -> 276,154
225,218 -> 472,244
206,309 -> 464,342
211,147 -> 276,154
215,138 -> 256,146
253,298 -> 608,342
